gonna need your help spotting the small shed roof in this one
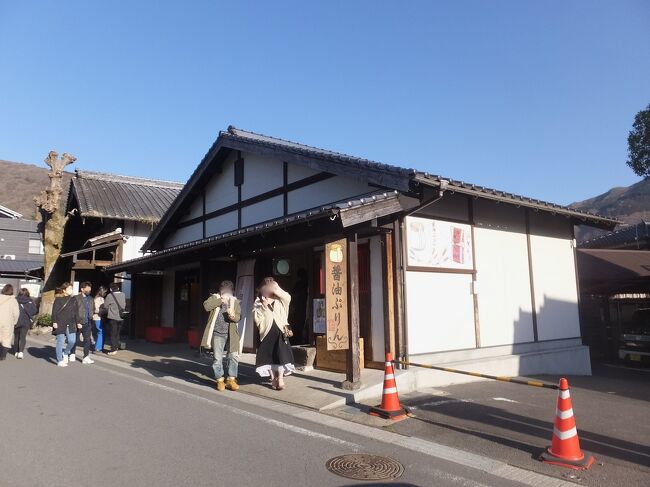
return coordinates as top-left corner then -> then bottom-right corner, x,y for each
580,221 -> 650,250
0,204 -> 23,219
0,259 -> 43,277
68,171 -> 184,223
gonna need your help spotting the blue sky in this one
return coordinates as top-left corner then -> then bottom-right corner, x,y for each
0,1 -> 648,205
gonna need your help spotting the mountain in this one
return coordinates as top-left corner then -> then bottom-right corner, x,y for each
0,159 -> 74,220
571,177 -> 650,243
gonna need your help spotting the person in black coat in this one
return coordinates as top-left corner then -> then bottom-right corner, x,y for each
52,282 -> 81,367
14,288 -> 37,359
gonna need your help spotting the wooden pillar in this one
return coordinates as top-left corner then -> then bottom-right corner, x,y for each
199,260 -> 210,336
382,231 -> 396,359
342,233 -> 362,389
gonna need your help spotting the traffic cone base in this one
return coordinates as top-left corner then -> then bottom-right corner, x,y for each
539,378 -> 594,470
368,353 -> 409,421
539,449 -> 595,470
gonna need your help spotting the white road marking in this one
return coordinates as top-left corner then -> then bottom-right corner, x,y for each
413,399 -> 473,408
492,397 -> 519,403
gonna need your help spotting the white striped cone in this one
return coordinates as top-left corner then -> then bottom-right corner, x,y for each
540,378 -> 594,469
369,353 -> 408,420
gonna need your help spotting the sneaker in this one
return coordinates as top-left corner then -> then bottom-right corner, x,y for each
16,352 -> 23,359
68,354 -> 76,363
225,377 -> 239,391
216,378 -> 226,392
63,354 -> 69,364
107,351 -> 117,356
57,361 -> 68,367
82,356 -> 94,364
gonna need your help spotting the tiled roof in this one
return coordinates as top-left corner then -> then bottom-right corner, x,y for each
223,126 -> 416,179
580,221 -> 650,249
143,126 -> 620,251
70,171 -> 184,223
109,191 -> 401,272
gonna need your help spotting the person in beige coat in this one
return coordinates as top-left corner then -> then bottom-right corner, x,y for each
201,280 -> 242,391
253,277 -> 295,390
0,284 -> 20,361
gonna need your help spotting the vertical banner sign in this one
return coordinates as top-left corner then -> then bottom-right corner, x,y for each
325,239 -> 349,350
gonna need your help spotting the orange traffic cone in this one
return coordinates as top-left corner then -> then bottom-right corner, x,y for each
540,378 -> 594,470
369,353 -> 409,421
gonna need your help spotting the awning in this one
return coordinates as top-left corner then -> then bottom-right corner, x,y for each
0,259 -> 44,279
108,191 -> 415,274
577,249 -> 650,295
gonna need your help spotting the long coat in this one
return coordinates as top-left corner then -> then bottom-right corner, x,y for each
0,295 -> 20,348
253,288 -> 291,342
200,295 -> 242,354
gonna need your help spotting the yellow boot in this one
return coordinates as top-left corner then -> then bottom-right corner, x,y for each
216,377 -> 225,391
225,377 -> 239,391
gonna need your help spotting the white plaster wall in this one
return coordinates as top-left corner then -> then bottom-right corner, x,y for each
161,272 -> 175,327
406,271 -> 476,354
242,153 -> 283,199
287,162 -> 320,183
369,236 -> 386,362
205,153 -> 238,213
529,234 -> 581,341
180,197 -> 203,222
473,201 -> 534,347
287,176 -> 370,214
164,223 -> 202,248
241,195 -> 283,227
474,227 -> 534,346
122,221 -> 151,261
205,211 -> 238,237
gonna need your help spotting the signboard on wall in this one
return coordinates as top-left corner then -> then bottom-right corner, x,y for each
312,298 -> 326,334
325,238 -> 349,350
406,216 -> 473,270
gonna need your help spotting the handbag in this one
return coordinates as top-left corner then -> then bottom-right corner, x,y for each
112,293 -> 129,319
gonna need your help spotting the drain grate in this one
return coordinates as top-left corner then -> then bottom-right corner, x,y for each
326,454 -> 404,480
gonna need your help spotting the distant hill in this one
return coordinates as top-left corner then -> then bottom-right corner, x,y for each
0,159 -> 74,220
571,177 -> 650,243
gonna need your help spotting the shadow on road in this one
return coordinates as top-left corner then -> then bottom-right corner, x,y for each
406,395 -> 650,468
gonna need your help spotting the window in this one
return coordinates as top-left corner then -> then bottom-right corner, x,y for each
28,239 -> 44,255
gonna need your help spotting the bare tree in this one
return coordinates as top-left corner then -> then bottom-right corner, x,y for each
34,150 -> 76,313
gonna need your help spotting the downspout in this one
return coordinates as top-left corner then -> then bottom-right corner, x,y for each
396,179 -> 449,369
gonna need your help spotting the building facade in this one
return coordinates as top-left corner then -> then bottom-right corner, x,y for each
0,205 -> 43,296
109,126 -> 618,383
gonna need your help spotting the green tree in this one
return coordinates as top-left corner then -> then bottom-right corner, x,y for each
627,104 -> 650,178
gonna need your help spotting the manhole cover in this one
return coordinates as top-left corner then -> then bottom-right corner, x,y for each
326,454 -> 404,480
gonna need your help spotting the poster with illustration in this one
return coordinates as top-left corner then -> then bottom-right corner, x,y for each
405,216 -> 473,270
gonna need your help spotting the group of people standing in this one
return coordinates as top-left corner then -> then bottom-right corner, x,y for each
0,280 -> 126,366
2,274 -> 296,394
51,281 -> 126,366
202,276 -> 296,392
0,284 -> 37,360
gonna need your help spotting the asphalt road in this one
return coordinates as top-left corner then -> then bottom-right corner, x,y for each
0,341 -> 573,487
375,363 -> 650,487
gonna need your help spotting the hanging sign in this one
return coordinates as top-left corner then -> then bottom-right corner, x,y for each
325,238 -> 349,350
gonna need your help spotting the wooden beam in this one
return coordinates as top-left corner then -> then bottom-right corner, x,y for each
342,233 -> 362,389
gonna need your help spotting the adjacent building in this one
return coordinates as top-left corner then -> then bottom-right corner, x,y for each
108,126 -> 618,382
55,170 -> 184,304
0,204 -> 44,296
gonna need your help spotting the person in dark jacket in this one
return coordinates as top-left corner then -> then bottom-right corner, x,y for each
75,281 -> 95,364
52,282 -> 81,367
14,288 -> 37,359
104,282 -> 126,355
